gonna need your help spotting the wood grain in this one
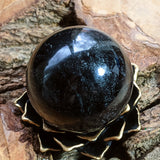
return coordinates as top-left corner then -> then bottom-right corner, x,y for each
74,0 -> 160,71
0,0 -> 39,25
0,0 -> 160,159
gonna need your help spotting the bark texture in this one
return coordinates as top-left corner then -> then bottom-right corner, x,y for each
0,0 -> 160,160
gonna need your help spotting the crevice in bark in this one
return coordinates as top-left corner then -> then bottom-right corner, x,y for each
136,144 -> 160,160
105,137 -> 132,160
0,84 -> 25,94
140,98 -> 160,113
59,2 -> 86,27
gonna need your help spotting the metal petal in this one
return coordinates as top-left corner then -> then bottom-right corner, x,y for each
77,128 -> 105,141
43,120 -> 65,133
131,63 -> 139,82
53,133 -> 85,152
38,132 -> 61,152
22,100 -> 42,127
80,140 -> 112,160
103,118 -> 126,141
120,104 -> 130,116
124,106 -> 141,133
14,91 -> 28,113
130,63 -> 141,106
128,83 -> 141,107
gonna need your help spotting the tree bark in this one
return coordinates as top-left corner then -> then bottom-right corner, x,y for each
0,0 -> 159,160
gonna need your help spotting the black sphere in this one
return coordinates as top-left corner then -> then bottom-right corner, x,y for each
27,26 -> 133,133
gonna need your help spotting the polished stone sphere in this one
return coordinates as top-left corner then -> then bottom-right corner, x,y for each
27,26 -> 133,133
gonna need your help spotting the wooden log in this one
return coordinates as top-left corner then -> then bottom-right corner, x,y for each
0,0 -> 39,25
0,0 -> 159,159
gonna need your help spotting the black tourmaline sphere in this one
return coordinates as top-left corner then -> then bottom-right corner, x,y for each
27,26 -> 133,133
